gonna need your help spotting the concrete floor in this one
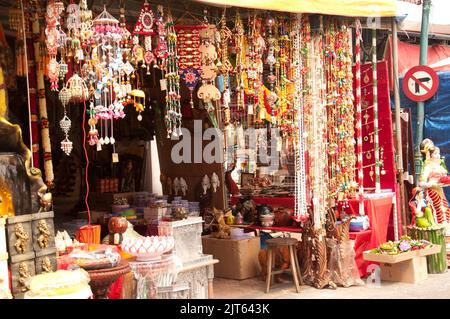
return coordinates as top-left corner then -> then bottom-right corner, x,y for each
212,272 -> 450,299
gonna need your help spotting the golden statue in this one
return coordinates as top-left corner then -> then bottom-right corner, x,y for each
0,181 -> 14,217
41,257 -> 53,273
14,223 -> 29,254
18,262 -> 31,292
37,220 -> 50,249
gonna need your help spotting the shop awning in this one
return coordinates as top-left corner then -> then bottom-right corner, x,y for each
194,0 -> 398,17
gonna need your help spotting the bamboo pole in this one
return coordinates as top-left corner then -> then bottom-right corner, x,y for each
392,18 -> 407,237
32,13 -> 54,188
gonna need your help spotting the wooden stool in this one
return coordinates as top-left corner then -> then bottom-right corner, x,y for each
265,237 -> 303,293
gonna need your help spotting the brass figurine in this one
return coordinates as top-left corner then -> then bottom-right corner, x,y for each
42,257 -> 53,273
37,220 -> 50,249
14,223 -> 29,254
18,262 -> 31,292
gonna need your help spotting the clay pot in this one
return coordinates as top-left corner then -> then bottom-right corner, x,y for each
108,216 -> 128,234
273,208 -> 294,227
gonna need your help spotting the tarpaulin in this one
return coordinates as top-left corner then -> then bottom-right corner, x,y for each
386,36 -> 450,90
195,0 -> 397,17
397,71 -> 450,200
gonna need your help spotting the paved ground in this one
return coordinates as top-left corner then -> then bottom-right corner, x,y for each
212,272 -> 450,299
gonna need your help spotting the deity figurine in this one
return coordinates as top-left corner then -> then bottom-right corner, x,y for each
173,177 -> 181,196
179,178 -> 188,197
419,139 -> 450,232
41,257 -> 53,273
409,187 -> 436,228
18,262 -> 31,292
14,223 -> 29,254
211,173 -> 220,193
202,175 -> 211,195
37,220 -> 51,249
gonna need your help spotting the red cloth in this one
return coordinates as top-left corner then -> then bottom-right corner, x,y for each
344,196 -> 393,277
108,276 -> 123,299
231,196 -> 294,209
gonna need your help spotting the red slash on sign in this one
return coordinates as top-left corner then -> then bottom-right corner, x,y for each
403,65 -> 439,102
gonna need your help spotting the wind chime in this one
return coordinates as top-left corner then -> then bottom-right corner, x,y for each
132,0 -> 155,74
59,86 -> 73,155
91,6 -> 125,150
164,11 -> 182,138
197,15 -> 221,127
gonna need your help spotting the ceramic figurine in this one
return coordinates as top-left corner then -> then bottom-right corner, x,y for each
409,187 -> 436,228
202,175 -> 211,195
173,177 -> 181,196
41,257 -> 53,273
14,223 -> 29,254
211,172 -> 220,193
179,178 -> 188,197
419,139 -> 450,232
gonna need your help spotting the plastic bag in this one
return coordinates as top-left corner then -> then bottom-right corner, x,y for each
327,239 -> 364,287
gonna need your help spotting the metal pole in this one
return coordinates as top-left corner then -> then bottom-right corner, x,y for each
414,0 -> 432,185
392,18 -> 407,237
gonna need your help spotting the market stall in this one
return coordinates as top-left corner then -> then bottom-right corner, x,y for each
1,0 -> 448,300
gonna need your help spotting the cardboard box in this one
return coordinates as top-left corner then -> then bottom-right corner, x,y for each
202,235 -> 261,280
363,245 -> 441,284
380,256 -> 428,283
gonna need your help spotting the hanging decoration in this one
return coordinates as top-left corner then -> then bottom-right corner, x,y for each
197,20 -> 220,116
293,15 -> 308,223
132,0 -> 155,73
44,0 -> 62,90
218,12 -> 232,125
372,21 -> 381,193
181,67 -> 200,108
58,86 -> 72,155
305,16 -> 328,230
164,11 -> 182,138
234,12 -> 245,110
354,19 -> 364,215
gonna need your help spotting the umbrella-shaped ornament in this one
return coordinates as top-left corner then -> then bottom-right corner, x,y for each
181,68 -> 200,108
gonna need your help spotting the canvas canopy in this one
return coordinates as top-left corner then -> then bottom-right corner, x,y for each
195,0 -> 397,17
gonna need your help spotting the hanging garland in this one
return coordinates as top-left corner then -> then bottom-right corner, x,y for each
293,14 -> 308,223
